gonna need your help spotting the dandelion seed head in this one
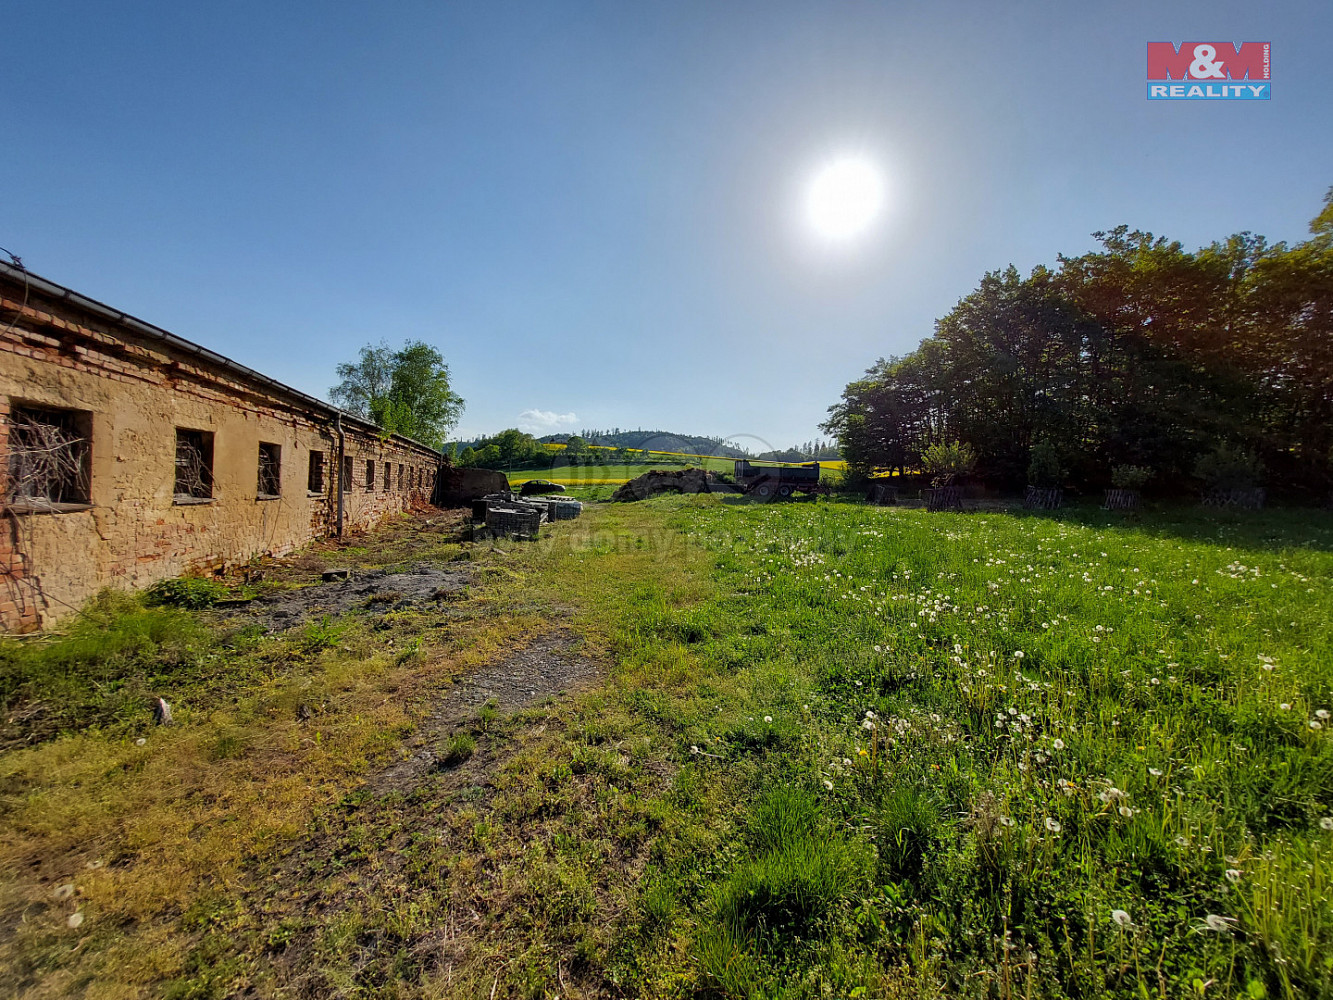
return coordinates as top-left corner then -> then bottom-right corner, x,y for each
1044,817 -> 1062,833
1111,909 -> 1133,927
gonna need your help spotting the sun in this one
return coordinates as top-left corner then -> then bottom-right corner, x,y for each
806,157 -> 885,240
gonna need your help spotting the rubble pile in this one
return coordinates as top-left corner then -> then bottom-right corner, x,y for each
611,467 -> 731,501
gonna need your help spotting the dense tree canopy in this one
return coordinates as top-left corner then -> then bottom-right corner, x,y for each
329,340 -> 464,450
824,191 -> 1333,496
457,429 -> 547,469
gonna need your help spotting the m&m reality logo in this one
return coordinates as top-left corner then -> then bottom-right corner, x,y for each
1147,42 -> 1270,100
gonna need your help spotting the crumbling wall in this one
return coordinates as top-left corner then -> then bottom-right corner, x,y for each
0,271 -> 441,630
435,466 -> 509,506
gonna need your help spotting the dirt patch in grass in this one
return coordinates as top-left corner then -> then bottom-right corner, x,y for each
215,565 -> 473,631
373,629 -> 601,796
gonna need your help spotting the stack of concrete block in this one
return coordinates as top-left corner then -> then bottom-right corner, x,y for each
547,499 -> 583,520
484,504 -> 543,537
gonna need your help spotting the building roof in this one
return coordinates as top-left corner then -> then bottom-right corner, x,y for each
0,259 -> 441,455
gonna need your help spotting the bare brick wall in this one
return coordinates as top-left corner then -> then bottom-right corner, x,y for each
0,269 -> 443,631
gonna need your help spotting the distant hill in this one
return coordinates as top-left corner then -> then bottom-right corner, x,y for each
544,429 -> 753,459
450,428 -> 841,463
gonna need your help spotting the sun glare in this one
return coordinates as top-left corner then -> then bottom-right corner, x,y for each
806,157 -> 885,240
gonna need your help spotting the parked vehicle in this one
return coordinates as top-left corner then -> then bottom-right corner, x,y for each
519,479 -> 566,496
732,460 -> 825,498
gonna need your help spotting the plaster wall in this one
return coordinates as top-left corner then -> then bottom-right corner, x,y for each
0,273 -> 441,630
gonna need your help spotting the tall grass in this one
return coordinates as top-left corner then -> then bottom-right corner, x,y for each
0,590 -> 211,743
660,499 -> 1333,998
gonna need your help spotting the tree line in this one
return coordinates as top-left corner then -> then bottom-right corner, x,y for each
823,190 -> 1333,497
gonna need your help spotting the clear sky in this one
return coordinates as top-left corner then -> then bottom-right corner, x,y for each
4,1 -> 1330,452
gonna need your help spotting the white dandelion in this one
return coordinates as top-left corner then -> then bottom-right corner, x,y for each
1044,817 -> 1062,833
1052,739 -> 1065,750
1225,869 -> 1241,883
52,884 -> 74,900
1320,817 -> 1333,831
763,716 -> 773,724
823,779 -> 834,791
1111,909 -> 1134,928
67,911 -> 84,929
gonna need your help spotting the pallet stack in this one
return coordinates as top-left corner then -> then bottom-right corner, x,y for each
471,492 -> 583,538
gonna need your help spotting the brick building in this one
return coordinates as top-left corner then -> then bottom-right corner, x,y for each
0,260 -> 448,632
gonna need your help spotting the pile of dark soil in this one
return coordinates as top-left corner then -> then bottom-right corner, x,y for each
612,467 -> 737,501
214,565 -> 471,631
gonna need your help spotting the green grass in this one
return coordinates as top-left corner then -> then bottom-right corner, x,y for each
3,499 -> 1331,999
622,497 -> 1333,998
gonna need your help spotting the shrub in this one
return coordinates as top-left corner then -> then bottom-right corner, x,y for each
920,440 -> 977,487
1193,442 -> 1264,490
1026,439 -> 1065,487
144,576 -> 228,610
1110,464 -> 1152,490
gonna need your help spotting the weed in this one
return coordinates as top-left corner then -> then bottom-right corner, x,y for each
0,590 -> 210,742
478,698 -> 498,731
144,576 -> 229,610
441,731 -> 476,766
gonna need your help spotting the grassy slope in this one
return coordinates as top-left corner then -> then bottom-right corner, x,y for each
1,499 -> 1330,999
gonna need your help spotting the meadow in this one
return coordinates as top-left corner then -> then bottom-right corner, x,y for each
1,496 -> 1329,998
643,498 -> 1333,998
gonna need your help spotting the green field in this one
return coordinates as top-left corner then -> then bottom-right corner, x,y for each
505,459 -> 842,500
2,497 -> 1330,998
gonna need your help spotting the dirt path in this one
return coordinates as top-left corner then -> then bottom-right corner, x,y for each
373,628 -> 602,795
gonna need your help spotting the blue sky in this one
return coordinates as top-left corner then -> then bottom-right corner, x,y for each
4,1 -> 1330,451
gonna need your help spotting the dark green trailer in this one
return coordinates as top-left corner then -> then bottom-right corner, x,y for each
732,460 -> 826,498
